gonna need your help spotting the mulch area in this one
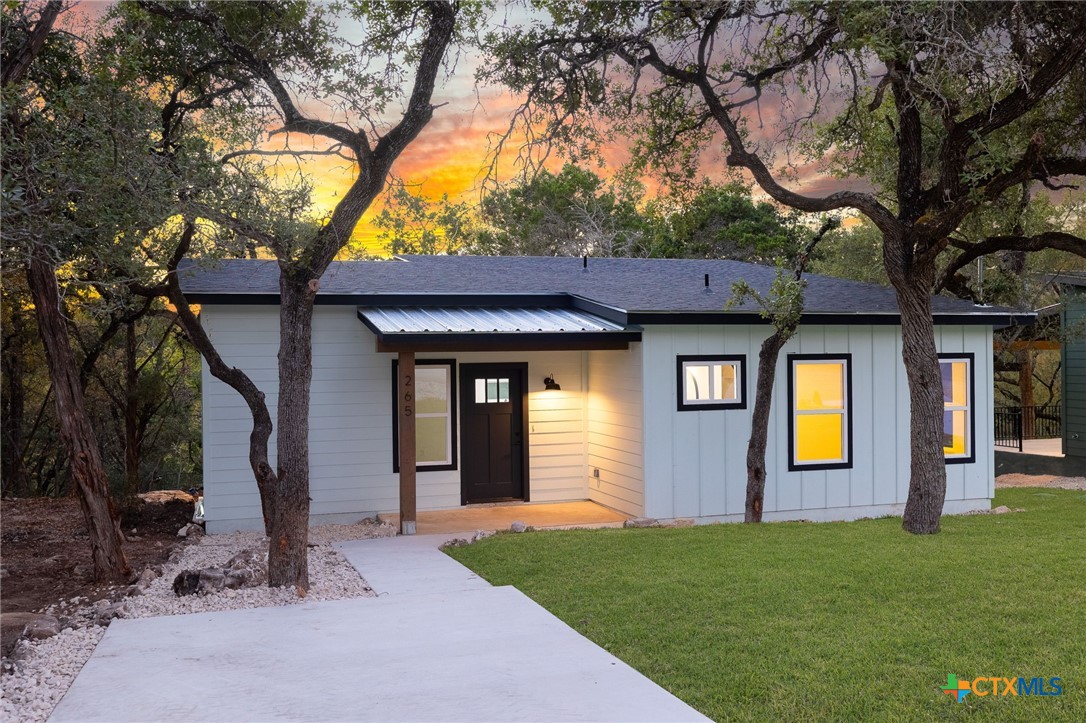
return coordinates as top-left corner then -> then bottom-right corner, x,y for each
1,493 -> 194,616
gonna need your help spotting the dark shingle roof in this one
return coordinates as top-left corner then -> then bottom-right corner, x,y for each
178,255 -> 1028,323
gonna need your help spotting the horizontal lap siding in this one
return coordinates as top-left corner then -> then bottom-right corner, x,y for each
587,346 -> 645,516
440,350 -> 588,503
641,324 -> 993,521
201,306 -> 591,530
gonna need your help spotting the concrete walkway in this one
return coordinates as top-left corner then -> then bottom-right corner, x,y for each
52,534 -> 706,723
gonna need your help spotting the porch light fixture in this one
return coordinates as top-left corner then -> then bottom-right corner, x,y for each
543,375 -> 561,391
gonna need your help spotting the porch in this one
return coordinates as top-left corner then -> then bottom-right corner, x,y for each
379,500 -> 629,535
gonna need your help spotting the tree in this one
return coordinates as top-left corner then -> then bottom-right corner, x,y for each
730,218 -> 838,522
2,0 -> 147,580
646,181 -> 796,262
123,0 -> 465,587
469,163 -> 649,256
373,184 -> 474,256
483,1 -> 1086,533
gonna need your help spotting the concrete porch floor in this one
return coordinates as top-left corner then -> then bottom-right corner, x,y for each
998,438 -> 1064,457
381,500 -> 629,534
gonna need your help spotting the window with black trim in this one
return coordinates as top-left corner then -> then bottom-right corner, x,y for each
392,359 -> 457,472
788,354 -> 852,471
939,353 -> 975,464
677,355 -> 746,411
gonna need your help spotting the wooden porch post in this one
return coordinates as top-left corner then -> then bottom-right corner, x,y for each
398,351 -> 417,535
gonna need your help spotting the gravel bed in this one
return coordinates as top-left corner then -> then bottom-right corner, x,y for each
1,518 -> 395,723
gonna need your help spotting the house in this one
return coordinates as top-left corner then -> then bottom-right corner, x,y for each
1056,274 -> 1086,460
180,255 -> 1030,534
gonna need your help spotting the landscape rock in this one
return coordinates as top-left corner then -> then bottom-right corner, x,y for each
471,530 -> 494,542
172,570 -> 201,596
624,517 -> 659,528
1,614 -> 60,656
197,569 -> 225,594
93,601 -> 126,625
509,521 -> 528,533
125,585 -> 144,597
663,518 -> 696,528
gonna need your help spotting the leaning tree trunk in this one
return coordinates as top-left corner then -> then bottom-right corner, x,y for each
745,334 -> 787,522
26,248 -> 131,580
885,237 -> 947,534
163,224 -> 278,534
267,273 -> 317,589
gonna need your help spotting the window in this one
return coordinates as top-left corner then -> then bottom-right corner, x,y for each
940,354 -> 975,464
475,377 -> 510,404
788,354 -> 852,471
392,359 -> 457,472
676,355 -> 746,411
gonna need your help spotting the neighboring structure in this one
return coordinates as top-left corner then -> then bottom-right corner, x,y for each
181,256 -> 1030,533
1057,274 -> 1086,460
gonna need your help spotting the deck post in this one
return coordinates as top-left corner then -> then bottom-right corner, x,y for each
398,351 -> 417,535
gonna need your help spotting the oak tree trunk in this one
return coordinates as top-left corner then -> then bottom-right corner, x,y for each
164,226 -> 278,534
2,299 -> 29,496
885,237 -> 947,534
745,334 -> 787,522
267,273 -> 317,589
124,321 -> 140,497
26,246 -> 130,580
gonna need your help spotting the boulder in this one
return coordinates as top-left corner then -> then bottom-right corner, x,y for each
94,601 -> 126,625
172,570 -> 201,596
623,517 -> 659,528
1,613 -> 60,656
197,569 -> 226,594
509,521 -> 528,533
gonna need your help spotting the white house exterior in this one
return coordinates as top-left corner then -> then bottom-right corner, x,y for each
186,256 -> 1021,533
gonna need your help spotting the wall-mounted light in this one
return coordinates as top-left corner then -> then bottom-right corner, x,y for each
543,375 -> 561,391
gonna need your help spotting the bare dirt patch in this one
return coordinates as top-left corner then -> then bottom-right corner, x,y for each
1,493 -> 193,618
996,473 -> 1086,490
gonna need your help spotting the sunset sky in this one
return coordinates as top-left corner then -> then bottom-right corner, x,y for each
68,1 -> 861,257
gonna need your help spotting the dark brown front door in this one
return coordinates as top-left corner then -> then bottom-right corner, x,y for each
459,363 -> 528,504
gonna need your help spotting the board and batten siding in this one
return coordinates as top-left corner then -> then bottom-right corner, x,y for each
586,346 -> 645,516
200,305 -> 595,532
641,324 -> 994,522
1062,286 -> 1086,459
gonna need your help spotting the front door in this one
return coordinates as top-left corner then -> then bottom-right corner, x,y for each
459,363 -> 528,504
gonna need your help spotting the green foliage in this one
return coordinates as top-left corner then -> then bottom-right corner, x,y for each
646,181 -> 796,262
469,164 -> 649,257
810,221 -> 890,286
373,185 -> 473,256
449,488 -> 1086,721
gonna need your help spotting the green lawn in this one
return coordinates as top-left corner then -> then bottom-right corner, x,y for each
446,488 -> 1086,721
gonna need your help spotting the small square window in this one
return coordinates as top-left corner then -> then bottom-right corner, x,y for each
676,355 -> 746,411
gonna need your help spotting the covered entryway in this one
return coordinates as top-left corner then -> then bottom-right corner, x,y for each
357,301 -> 642,534
459,362 -> 528,503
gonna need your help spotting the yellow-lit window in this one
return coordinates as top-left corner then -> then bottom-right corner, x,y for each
677,356 -> 746,410
790,356 -> 851,469
940,356 -> 972,461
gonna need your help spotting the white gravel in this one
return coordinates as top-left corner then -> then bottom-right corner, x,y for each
1,518 -> 395,723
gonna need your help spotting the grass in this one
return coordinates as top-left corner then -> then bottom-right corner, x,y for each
446,488 -> 1086,721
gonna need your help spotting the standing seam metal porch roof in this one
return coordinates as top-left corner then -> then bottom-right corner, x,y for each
358,306 -> 630,335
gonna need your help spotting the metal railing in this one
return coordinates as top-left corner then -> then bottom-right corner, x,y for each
993,404 -> 1061,451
